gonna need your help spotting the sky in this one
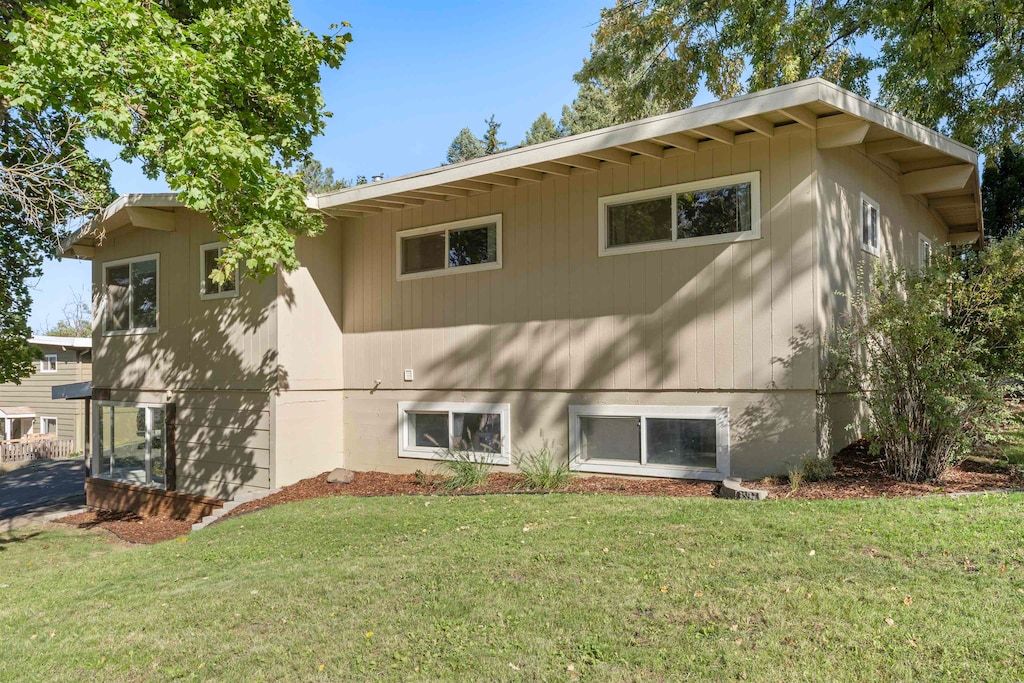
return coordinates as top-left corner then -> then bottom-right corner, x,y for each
28,0 -> 697,333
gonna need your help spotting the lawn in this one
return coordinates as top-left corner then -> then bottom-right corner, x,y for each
2,493 -> 1023,681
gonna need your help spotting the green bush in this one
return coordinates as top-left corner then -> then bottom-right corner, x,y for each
513,446 -> 572,490
800,453 -> 835,482
829,236 -> 1024,482
434,449 -> 494,491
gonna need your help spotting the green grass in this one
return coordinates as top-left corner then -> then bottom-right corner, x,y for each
2,494 -> 1024,681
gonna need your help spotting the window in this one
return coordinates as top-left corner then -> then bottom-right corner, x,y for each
598,172 -> 760,256
39,417 -> 58,435
918,233 -> 933,267
39,354 -> 58,373
94,402 -> 166,488
103,254 -> 159,334
860,194 -> 880,256
200,243 -> 239,300
568,405 -> 729,479
398,401 -> 510,464
396,215 -> 502,280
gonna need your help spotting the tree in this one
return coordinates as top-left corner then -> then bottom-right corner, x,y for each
481,115 -> 504,155
445,127 -> 486,165
982,147 -> 1024,241
829,237 -> 1024,482
557,80 -> 666,136
522,112 -> 561,146
41,288 -> 91,338
298,158 -> 347,194
578,0 -> 1024,155
0,0 -> 350,383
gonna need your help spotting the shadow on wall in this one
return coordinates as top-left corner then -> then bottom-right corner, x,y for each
92,269 -> 295,500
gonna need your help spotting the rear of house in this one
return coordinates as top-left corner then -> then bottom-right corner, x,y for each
62,78 -> 982,513
0,336 -> 91,457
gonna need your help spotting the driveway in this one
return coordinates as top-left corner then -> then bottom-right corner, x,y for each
0,458 -> 86,527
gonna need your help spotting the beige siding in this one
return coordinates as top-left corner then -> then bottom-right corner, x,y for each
0,344 -> 90,449
340,131 -> 819,396
91,210 -> 278,393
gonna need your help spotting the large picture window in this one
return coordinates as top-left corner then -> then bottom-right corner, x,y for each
598,172 -> 760,256
103,254 -> 159,334
568,405 -> 729,480
396,215 -> 502,280
397,401 -> 510,464
94,402 -> 167,489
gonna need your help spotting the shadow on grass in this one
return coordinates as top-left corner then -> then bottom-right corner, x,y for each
0,531 -> 42,551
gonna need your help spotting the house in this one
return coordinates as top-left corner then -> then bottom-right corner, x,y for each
61,78 -> 982,513
0,336 -> 92,450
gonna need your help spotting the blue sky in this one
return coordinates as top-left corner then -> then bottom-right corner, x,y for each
29,0 -> 695,332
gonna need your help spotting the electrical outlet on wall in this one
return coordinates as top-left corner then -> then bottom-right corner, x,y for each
403,369 -> 414,382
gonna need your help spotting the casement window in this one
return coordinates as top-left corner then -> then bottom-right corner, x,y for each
860,193 -> 880,256
396,215 -> 502,280
39,416 -> 58,435
200,242 -> 239,300
918,233 -> 933,267
39,354 -> 58,373
598,172 -> 760,256
94,402 -> 167,488
103,254 -> 159,334
568,405 -> 729,480
397,401 -> 511,464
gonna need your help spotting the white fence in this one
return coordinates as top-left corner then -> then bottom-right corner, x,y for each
0,436 -> 76,463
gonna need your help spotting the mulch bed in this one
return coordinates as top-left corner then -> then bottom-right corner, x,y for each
54,510 -> 193,545
50,442 -> 1021,544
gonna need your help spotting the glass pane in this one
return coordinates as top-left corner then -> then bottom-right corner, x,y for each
402,233 -> 446,274
452,412 -> 502,454
580,416 -> 640,463
646,418 -> 717,468
107,405 -> 148,485
448,225 -> 497,267
408,412 -> 449,449
106,264 -> 130,331
130,259 -> 158,329
870,206 -> 878,247
44,419 -> 57,435
676,182 -> 752,240
150,408 -> 165,488
607,196 -> 673,247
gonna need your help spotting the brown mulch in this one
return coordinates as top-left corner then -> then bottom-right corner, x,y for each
55,509 -> 193,545
227,441 -> 1021,520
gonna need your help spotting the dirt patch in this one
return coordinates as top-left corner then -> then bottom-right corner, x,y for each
55,509 -> 193,545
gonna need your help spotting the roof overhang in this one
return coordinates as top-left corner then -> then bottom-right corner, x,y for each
60,193 -> 182,259
51,381 -> 92,401
29,336 -> 91,349
0,407 -> 35,419
315,78 -> 983,241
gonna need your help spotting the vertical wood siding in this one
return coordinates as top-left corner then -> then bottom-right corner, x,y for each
340,133 -> 819,393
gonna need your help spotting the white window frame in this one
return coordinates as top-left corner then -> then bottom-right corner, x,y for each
39,416 -> 58,435
568,405 -> 730,480
597,171 -> 761,257
395,214 -> 503,281
199,242 -> 240,301
92,401 -> 167,489
397,401 -> 511,464
918,232 -> 934,267
101,253 -> 160,336
39,354 -> 58,373
860,193 -> 881,257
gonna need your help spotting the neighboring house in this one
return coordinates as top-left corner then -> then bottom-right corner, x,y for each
62,78 -> 982,511
0,336 -> 92,449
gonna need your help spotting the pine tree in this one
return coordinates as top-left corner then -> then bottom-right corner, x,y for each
982,146 -> 1024,241
523,112 -> 561,146
445,127 -> 486,164
482,115 -> 505,155
298,158 -> 347,194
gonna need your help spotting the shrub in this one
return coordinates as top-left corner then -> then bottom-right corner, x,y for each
434,449 -> 494,491
829,236 -> 1024,482
513,446 -> 571,491
787,466 -> 804,491
800,453 -> 835,482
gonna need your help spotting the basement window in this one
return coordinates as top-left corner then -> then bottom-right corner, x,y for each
397,215 -> 502,280
103,254 -> 159,334
568,405 -> 729,480
94,402 -> 167,489
397,401 -> 510,464
598,172 -> 760,256
860,193 -> 880,256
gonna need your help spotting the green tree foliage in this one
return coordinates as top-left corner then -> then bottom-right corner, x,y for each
481,115 -> 504,155
523,112 -> 561,146
982,147 -> 1024,241
557,80 -> 666,136
298,158 -> 347,194
445,127 -> 486,164
578,0 -> 1024,155
829,237 -> 1024,482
